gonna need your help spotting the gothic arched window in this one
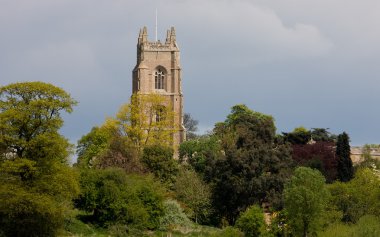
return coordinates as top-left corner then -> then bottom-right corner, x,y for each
155,68 -> 165,89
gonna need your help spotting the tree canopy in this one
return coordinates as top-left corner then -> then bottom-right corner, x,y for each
284,167 -> 330,237
0,81 -> 77,162
0,82 -> 79,237
203,104 -> 293,223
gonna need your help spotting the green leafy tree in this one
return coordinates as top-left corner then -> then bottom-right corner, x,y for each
142,145 -> 178,185
328,168 -> 380,223
336,132 -> 353,182
0,82 -> 79,236
76,125 -> 113,168
0,82 -> 76,162
208,105 -> 293,223
235,204 -> 266,237
199,105 -> 292,223
311,128 -> 336,142
173,168 -> 213,224
282,127 -> 311,145
284,167 -> 330,237
115,93 -> 176,151
179,135 -> 222,175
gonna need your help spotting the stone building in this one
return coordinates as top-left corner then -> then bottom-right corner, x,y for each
132,26 -> 185,155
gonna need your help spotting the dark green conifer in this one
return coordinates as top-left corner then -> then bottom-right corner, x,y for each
336,132 -> 354,182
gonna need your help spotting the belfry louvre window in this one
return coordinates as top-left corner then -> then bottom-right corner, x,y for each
155,69 -> 165,89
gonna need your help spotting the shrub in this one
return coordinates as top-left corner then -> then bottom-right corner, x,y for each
235,204 -> 266,237
159,199 -> 192,230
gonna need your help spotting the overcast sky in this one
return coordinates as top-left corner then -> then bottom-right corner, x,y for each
1,0 -> 380,146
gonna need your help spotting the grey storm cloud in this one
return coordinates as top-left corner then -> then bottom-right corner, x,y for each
1,0 -> 380,146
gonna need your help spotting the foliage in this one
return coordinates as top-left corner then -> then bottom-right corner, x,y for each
207,104 -> 294,223
173,168 -> 213,224
179,135 -> 222,175
284,167 -> 330,237
76,125 -> 113,168
0,159 -> 80,237
282,126 -> 311,145
96,135 -> 145,174
319,215 -> 380,237
328,168 -> 380,223
292,142 -> 338,182
211,227 -> 244,237
235,204 -> 266,237
76,168 -> 165,229
142,145 -> 178,185
76,121 -> 145,173
0,81 -> 76,162
311,128 -> 336,142
352,215 -> 380,237
336,132 -> 353,182
0,82 -> 79,237
184,113 -> 199,140
115,93 -> 176,151
356,144 -> 380,171
159,199 -> 192,231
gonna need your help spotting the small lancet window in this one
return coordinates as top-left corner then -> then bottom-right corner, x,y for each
155,69 -> 165,89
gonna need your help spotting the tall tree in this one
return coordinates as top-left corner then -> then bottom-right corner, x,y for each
284,167 -> 330,237
0,82 -> 79,236
336,132 -> 353,182
0,81 -> 77,162
207,105 -> 293,223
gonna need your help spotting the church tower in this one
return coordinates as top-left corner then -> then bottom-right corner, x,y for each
132,26 -> 185,155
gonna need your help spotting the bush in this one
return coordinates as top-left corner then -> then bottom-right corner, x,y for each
212,226 -> 244,237
235,204 -> 266,237
352,215 -> 380,237
76,168 -> 165,230
0,160 -> 79,237
159,199 -> 192,230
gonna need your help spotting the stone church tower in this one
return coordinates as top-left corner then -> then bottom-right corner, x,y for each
132,26 -> 185,155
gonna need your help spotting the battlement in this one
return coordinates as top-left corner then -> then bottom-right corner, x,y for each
137,26 -> 178,51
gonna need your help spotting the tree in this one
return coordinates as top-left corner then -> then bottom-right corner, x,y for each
115,93 -> 176,152
207,105 -> 294,223
284,167 -> 330,237
0,82 -> 77,162
336,132 -> 353,182
292,141 -> 338,182
183,113 -> 199,140
179,135 -> 222,175
76,125 -> 113,168
76,93 -> 176,172
0,82 -> 79,236
141,145 -> 178,185
173,168 -> 213,224
235,204 -> 266,237
311,128 -> 336,142
328,168 -> 380,223
282,127 -> 311,145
